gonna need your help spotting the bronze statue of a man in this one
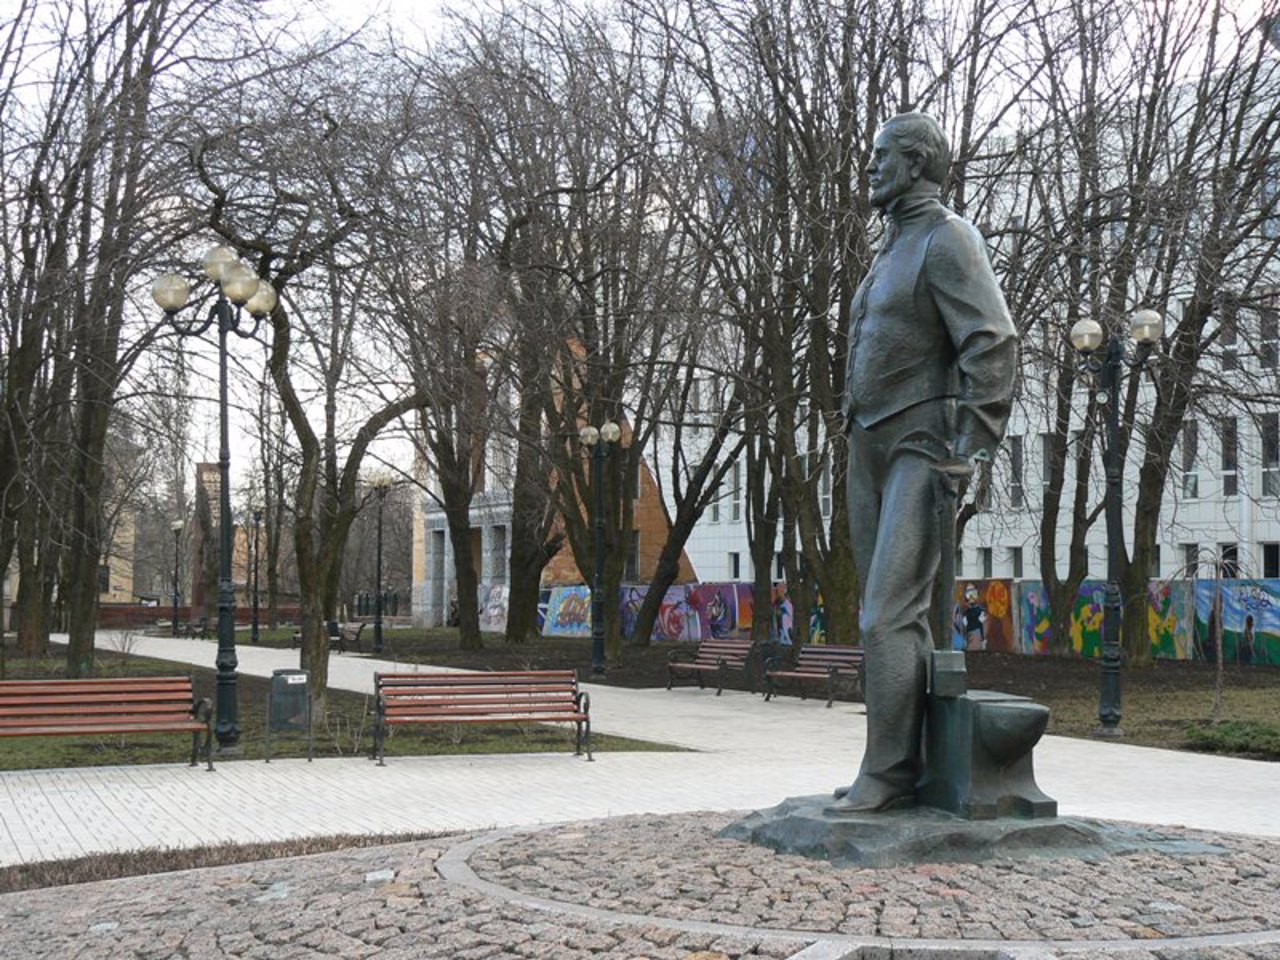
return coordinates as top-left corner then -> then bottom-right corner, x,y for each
837,112 -> 1017,813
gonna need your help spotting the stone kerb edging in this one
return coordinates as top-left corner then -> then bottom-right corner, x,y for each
435,818 -> 1280,960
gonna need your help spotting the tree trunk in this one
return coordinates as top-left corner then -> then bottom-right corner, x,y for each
441,476 -> 483,652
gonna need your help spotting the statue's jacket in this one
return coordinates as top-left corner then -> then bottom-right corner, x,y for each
845,193 -> 1017,461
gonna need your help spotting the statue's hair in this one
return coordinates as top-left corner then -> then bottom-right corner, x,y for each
880,112 -> 950,184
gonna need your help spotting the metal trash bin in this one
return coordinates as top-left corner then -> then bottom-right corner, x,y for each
266,668 -> 313,762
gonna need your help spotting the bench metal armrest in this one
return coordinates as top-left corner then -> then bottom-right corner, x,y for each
575,690 -> 590,716
191,697 -> 214,724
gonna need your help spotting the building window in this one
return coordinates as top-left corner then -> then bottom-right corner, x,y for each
730,461 -> 742,522
98,564 -> 110,594
1219,299 -> 1238,372
491,526 -> 507,581
1009,435 -> 1024,508
1182,543 -> 1200,577
1040,432 -> 1053,489
729,552 -> 740,580
1264,542 -> 1279,579
1152,544 -> 1161,577
1220,417 -> 1238,497
819,457 -> 832,519
980,547 -> 993,579
955,548 -> 964,577
774,552 -> 785,581
1219,542 -> 1240,579
1010,546 -> 1023,579
709,482 -> 720,523
1262,413 -> 1279,498
1261,290 -> 1279,370
1181,421 -> 1199,498
625,531 -> 639,581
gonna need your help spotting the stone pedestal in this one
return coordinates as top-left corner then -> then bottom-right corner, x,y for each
916,650 -> 1057,819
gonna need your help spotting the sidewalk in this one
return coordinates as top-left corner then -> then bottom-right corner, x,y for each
1,631 -> 1278,868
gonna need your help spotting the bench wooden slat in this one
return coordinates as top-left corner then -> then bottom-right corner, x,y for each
0,676 -> 214,770
373,669 -> 591,765
764,645 -> 864,706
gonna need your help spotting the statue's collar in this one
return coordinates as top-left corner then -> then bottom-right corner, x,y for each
885,187 -> 943,223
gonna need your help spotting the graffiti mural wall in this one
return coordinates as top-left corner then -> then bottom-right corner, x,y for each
950,579 -> 1016,652
1193,580 -> 1280,665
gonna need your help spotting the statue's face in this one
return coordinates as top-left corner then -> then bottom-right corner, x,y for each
868,128 -> 917,209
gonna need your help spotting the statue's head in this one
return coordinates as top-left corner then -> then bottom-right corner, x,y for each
869,112 -> 950,208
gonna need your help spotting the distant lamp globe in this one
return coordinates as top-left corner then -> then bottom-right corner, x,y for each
245,281 -> 277,318
220,261 -> 259,305
1128,309 -> 1164,344
151,274 -> 190,313
202,245 -> 238,282
1069,318 -> 1104,354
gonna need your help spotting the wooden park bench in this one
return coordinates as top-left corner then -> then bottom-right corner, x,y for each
0,676 -> 214,770
667,637 -> 755,695
182,617 -> 209,639
764,644 -> 864,707
292,621 -> 365,654
372,670 -> 591,765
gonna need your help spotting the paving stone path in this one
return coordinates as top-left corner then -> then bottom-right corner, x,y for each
3,812 -> 1280,960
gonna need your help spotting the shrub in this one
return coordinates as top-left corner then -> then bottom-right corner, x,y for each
1184,721 -> 1280,760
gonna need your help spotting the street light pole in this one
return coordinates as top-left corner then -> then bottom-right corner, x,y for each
153,246 -> 277,752
373,478 -> 390,655
1097,335 -> 1124,735
251,509 -> 262,645
1070,308 -> 1164,739
579,421 -> 621,675
171,520 -> 183,637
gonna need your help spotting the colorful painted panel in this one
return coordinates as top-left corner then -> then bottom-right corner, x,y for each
617,584 -> 701,642
653,585 -> 700,642
1193,580 -> 1280,665
736,584 -> 755,633
1069,580 -> 1108,658
951,579 -> 1016,652
1147,580 -> 1194,660
543,585 -> 592,638
690,583 -> 740,639
620,585 -> 648,640
771,584 -> 794,645
1015,581 -> 1052,655
478,583 -> 509,634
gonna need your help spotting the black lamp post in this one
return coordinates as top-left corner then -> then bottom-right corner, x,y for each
251,508 -> 262,645
171,520 -> 183,637
152,246 -> 277,751
579,420 -> 621,675
372,475 -> 392,655
1069,308 -> 1164,738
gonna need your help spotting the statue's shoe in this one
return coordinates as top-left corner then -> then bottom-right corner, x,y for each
828,779 -> 915,813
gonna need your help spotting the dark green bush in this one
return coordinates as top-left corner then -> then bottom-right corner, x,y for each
1184,721 -> 1280,760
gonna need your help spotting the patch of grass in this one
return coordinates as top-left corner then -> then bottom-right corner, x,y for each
1183,720 -> 1280,760
0,651 -> 674,771
0,832 -> 444,895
